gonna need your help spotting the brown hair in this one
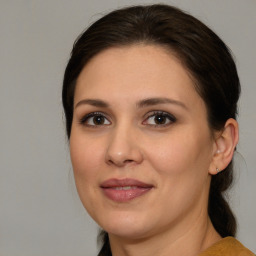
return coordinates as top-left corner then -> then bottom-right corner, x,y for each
62,4 -> 240,256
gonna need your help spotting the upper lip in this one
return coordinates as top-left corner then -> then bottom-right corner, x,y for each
100,178 -> 154,188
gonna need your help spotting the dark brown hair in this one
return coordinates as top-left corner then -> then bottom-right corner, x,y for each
62,4 -> 240,256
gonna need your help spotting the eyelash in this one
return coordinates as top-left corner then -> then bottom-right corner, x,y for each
79,112 -> 111,127
143,111 -> 177,127
79,111 -> 176,127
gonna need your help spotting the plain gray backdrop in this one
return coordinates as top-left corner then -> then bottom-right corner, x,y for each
0,0 -> 255,255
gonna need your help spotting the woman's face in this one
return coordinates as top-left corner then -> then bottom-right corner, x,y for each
70,45 -> 216,239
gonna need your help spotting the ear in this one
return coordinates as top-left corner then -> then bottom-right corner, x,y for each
209,118 -> 239,175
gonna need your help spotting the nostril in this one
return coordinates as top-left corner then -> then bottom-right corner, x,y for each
105,141 -> 144,166
107,159 -> 114,165
124,159 -> 133,163
107,158 -> 134,166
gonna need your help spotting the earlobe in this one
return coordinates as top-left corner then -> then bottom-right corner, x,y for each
209,118 -> 239,175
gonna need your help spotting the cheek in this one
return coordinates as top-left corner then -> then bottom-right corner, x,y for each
69,133 -> 106,217
145,128 -> 213,178
144,131 -> 212,216
69,132 -> 106,200
70,132 -> 102,174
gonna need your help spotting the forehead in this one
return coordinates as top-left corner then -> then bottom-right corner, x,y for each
75,45 -> 202,109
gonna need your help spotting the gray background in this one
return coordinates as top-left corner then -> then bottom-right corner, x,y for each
0,0 -> 255,255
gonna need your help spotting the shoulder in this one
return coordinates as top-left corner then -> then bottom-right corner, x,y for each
199,237 -> 255,256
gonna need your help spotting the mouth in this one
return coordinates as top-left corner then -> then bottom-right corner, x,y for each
100,178 -> 154,202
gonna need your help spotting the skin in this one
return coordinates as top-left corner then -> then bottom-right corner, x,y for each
70,45 -> 238,256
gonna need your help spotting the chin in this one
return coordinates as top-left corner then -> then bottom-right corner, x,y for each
105,225 -> 151,240
97,211 -> 157,240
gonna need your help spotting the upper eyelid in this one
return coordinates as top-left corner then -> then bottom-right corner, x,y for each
78,110 -> 176,124
144,110 -> 176,119
82,111 -> 109,118
144,111 -> 177,123
79,111 -> 111,123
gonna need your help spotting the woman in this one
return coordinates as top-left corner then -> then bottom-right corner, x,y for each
62,4 -> 254,256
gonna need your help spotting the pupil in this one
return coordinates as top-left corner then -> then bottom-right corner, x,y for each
93,115 -> 104,125
155,115 -> 166,124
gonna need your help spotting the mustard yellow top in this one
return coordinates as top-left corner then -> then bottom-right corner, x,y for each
199,237 -> 255,256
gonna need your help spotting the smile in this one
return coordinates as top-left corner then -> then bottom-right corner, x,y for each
113,186 -> 138,190
100,178 -> 153,202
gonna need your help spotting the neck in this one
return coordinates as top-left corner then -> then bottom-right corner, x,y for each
109,214 -> 221,256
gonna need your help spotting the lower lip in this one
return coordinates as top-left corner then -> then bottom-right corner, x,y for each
101,187 -> 152,202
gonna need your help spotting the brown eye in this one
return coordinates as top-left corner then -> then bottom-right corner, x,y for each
93,115 -> 106,125
143,111 -> 176,127
80,112 -> 111,126
154,115 -> 167,125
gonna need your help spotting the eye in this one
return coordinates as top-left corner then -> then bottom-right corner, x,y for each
80,112 -> 111,126
143,111 -> 176,127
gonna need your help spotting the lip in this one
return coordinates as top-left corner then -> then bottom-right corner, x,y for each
100,178 -> 154,202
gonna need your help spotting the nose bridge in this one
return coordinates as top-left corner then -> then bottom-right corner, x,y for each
105,120 -> 143,166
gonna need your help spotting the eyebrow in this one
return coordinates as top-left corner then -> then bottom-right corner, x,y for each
136,97 -> 187,109
75,97 -> 187,110
75,99 -> 109,109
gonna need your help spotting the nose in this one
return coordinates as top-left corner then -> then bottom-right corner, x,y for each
105,124 -> 143,167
